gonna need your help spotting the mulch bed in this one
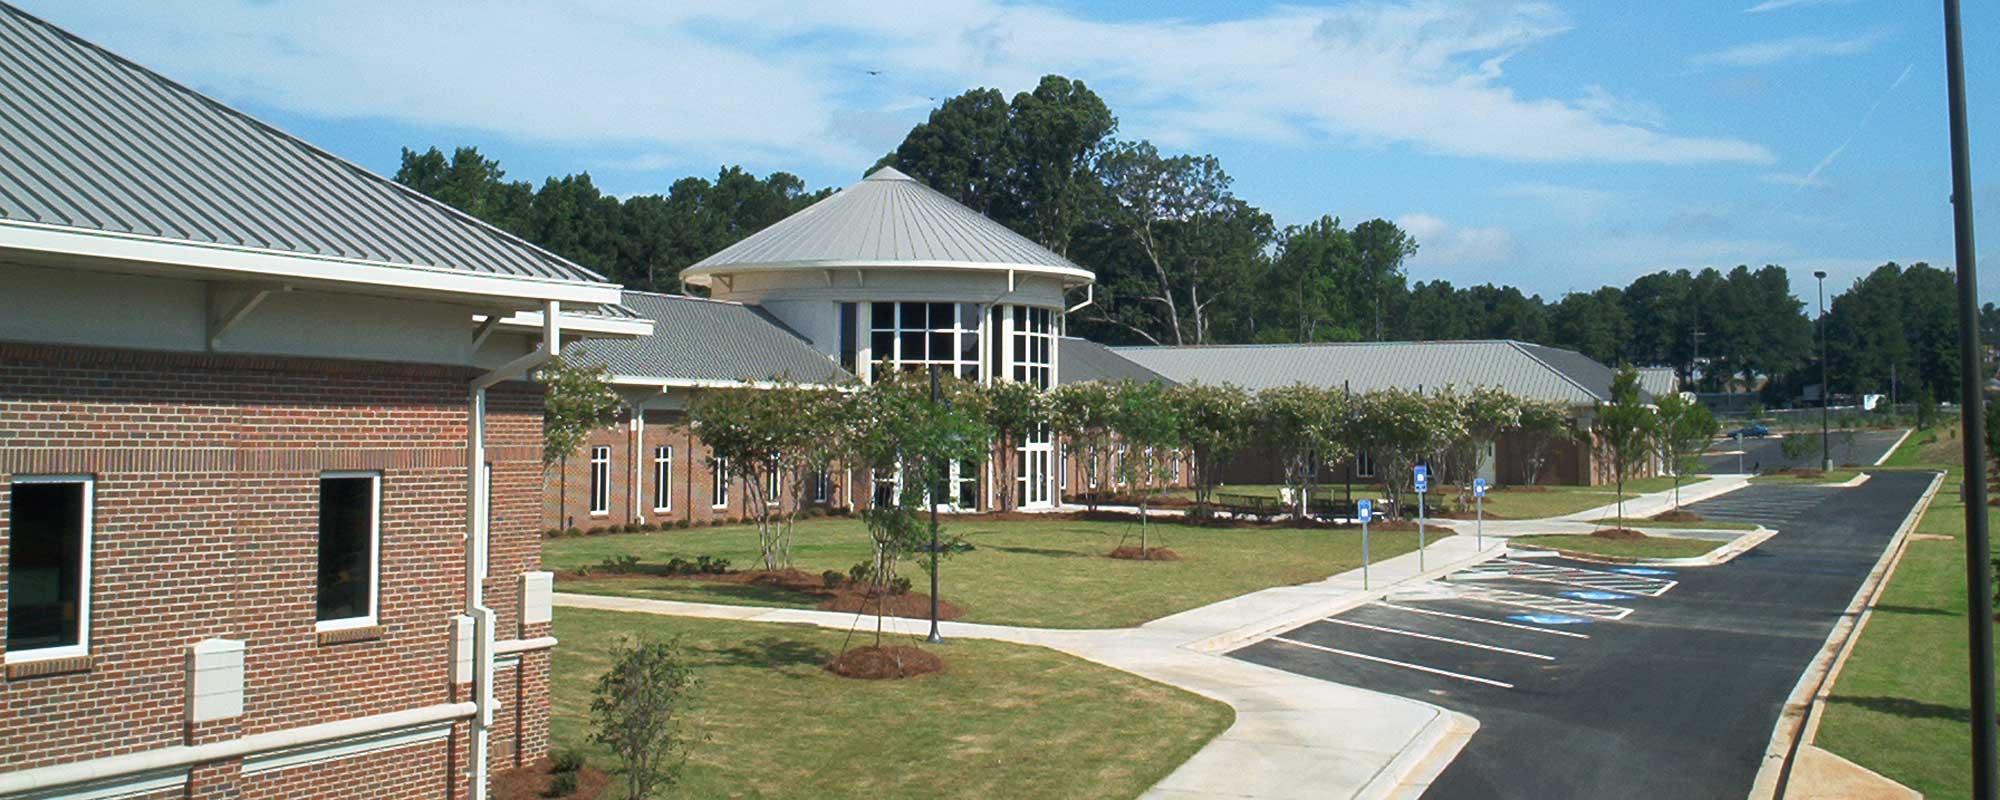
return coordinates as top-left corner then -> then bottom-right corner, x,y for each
817,588 -> 964,620
1590,528 -> 1649,540
1651,509 -> 1706,522
826,645 -> 945,679
492,758 -> 608,800
568,567 -> 965,621
1108,545 -> 1182,561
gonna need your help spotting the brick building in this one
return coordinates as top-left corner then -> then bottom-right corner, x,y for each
0,6 -> 646,797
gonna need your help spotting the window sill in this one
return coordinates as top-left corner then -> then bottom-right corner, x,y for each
6,654 -> 92,680
588,511 -> 610,518
316,625 -> 385,646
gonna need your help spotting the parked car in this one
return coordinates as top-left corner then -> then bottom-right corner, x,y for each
1729,423 -> 1771,438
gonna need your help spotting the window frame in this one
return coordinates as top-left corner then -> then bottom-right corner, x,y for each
588,445 -> 611,516
4,474 -> 95,663
812,471 -> 831,504
711,456 -> 731,510
868,301 -> 981,380
315,471 -> 381,633
764,454 -> 782,507
652,445 -> 674,513
1355,451 -> 1377,479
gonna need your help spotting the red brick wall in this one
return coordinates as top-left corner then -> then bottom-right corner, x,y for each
0,343 -> 546,795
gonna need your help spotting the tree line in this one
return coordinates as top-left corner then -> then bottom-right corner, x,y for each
396,74 -> 1980,407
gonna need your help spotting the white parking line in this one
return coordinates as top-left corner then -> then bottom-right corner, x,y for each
1457,586 -> 1634,620
1319,616 -> 1555,660
1270,636 -> 1515,689
1371,601 -> 1592,639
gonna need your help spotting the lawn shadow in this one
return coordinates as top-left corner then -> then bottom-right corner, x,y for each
1870,603 -> 1959,617
614,581 -> 817,607
712,636 -> 832,671
1828,694 -> 1971,723
989,545 -> 1092,559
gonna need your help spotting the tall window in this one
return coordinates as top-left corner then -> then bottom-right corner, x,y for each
1011,306 -> 1055,388
764,454 -> 782,505
1354,451 -> 1376,478
711,456 -> 730,509
839,302 -> 858,374
812,471 -> 831,504
6,476 -> 93,659
870,302 -> 980,379
317,472 -> 380,630
588,446 -> 611,515
652,446 -> 674,512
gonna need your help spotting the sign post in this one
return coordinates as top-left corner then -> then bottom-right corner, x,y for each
1473,478 -> 1487,550
1414,465 -> 1429,571
1357,499 -> 1373,590
1736,432 -> 1744,475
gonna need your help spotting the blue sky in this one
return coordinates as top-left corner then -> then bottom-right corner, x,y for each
22,1 -> 1998,304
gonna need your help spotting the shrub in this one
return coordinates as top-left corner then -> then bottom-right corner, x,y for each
597,554 -> 641,574
591,638 -> 696,800
675,519 -> 690,529
564,527 -> 584,538
549,748 -> 586,773
587,525 -> 608,536
664,557 -> 691,576
640,522 -> 660,533
543,528 -> 564,539
546,770 -> 578,797
821,570 -> 845,589
848,561 -> 873,584
888,575 -> 913,596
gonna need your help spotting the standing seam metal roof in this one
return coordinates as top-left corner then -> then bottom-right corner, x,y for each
564,291 -> 854,386
1057,337 -> 1175,386
1112,340 -> 1633,406
682,167 -> 1091,281
0,3 -> 604,284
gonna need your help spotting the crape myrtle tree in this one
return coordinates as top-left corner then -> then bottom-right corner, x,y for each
1167,382 -> 1254,518
771,386 -> 857,566
592,637 -> 697,800
1049,381 -> 1118,509
689,386 -> 809,571
1596,367 -> 1658,529
1446,386 -> 1525,504
1110,380 -> 1185,556
976,378 -> 1050,512
538,358 -> 623,465
1653,393 -> 1720,510
1256,384 -> 1348,520
1517,399 -> 1577,485
847,371 -> 991,643
1354,388 -> 1466,517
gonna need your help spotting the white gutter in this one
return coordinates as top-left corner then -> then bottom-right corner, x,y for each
466,299 -> 562,800
606,374 -> 854,391
0,702 -> 474,796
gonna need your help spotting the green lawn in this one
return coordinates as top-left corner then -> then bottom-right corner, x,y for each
550,608 -> 1232,799
1472,476 -> 1681,520
1751,468 -> 1863,485
1509,533 -> 1725,560
547,516 -> 1429,629
1813,424 -> 1984,798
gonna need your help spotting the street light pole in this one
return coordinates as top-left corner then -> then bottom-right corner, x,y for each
1943,2 -> 1995,795
1815,270 -> 1830,471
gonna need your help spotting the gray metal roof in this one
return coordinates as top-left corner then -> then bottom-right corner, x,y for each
1635,366 -> 1680,398
0,4 -> 604,285
1113,340 -> 1629,406
1058,337 -> 1175,386
682,167 -> 1093,285
565,291 -> 854,386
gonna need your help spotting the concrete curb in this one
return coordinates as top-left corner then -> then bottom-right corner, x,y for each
1505,525 -> 1777,568
1747,470 -> 1943,800
1873,429 -> 1914,466
1378,711 -> 1480,800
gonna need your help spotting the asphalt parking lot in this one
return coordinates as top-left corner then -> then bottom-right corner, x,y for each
1700,428 -> 1907,473
1231,470 -> 1935,799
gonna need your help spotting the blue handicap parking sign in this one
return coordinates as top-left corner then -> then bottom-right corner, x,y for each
1473,478 -> 1487,497
1356,499 -> 1372,518
1414,473 -> 1428,493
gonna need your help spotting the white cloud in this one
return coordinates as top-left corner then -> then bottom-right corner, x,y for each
1397,213 -> 1518,269
20,0 -> 1772,171
1693,33 -> 1882,68
1743,0 -> 1854,13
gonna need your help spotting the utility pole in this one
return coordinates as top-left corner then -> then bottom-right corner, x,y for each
1815,270 -> 1831,471
1943,2 -> 1994,795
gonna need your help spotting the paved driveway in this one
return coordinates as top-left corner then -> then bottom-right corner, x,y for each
1230,471 -> 1934,799
1701,428 -> 1907,473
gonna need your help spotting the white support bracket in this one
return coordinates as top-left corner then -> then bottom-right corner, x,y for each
207,283 -> 287,351
470,313 -> 505,352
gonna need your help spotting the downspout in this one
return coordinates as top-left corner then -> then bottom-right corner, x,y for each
467,299 -> 561,800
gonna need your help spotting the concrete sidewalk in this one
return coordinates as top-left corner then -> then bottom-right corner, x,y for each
1554,474 -> 1751,522
559,533 -> 1501,800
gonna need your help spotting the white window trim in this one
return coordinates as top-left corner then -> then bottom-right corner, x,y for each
5,474 -> 95,664
653,446 -> 674,513
711,456 -> 731,510
765,454 -> 782,507
813,471 -> 831,504
316,471 -> 381,633
588,446 -> 611,516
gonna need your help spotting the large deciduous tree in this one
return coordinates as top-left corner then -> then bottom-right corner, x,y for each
1596,367 -> 1658,529
1167,383 -> 1253,517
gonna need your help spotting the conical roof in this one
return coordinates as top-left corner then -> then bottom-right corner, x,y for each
681,167 -> 1093,287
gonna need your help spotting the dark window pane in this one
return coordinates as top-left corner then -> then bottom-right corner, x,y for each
6,481 -> 85,651
839,303 -> 857,373
929,303 -> 952,327
900,302 -> 925,329
958,303 -> 979,331
871,301 -> 894,329
871,331 -> 895,358
989,307 -> 1003,377
317,476 -> 375,622
1014,305 -> 1026,326
959,328 -> 979,360
929,332 -> 951,359
901,331 -> 926,361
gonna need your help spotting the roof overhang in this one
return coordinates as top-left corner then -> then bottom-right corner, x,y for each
0,220 -> 624,309
486,309 -> 653,339
680,259 -> 1096,290
606,374 -> 852,391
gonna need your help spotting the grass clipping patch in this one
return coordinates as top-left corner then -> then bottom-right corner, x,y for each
1109,545 -> 1182,561
1591,527 -> 1649,540
1651,509 -> 1705,523
826,645 -> 945,680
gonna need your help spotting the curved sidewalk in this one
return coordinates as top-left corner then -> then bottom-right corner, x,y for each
558,533 -> 1499,800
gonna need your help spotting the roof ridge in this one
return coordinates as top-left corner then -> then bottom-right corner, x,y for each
0,2 -> 606,285
623,288 -> 746,307
1505,341 -> 1602,402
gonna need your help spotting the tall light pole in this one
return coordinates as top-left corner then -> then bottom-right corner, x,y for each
1815,270 -> 1830,471
1943,1 -> 1995,795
